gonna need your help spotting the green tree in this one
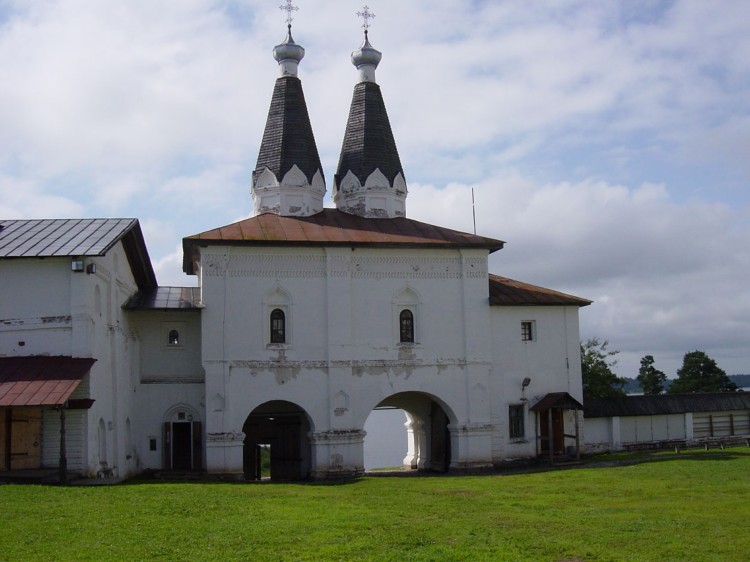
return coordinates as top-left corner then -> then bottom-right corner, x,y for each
668,350 -> 738,394
581,338 -> 626,400
636,355 -> 667,395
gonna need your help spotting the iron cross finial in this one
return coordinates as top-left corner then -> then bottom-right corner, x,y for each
357,5 -> 376,32
280,0 -> 299,27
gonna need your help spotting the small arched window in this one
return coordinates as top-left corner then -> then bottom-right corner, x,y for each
168,329 -> 180,346
270,308 -> 286,343
399,309 -> 414,343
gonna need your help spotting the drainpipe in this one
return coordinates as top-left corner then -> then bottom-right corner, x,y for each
59,405 -> 67,485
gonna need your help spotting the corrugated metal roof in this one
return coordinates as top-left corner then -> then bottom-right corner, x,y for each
0,218 -> 137,257
123,287 -> 201,310
183,209 -> 505,274
0,356 -> 96,407
1,218 -> 158,290
489,275 -> 591,307
584,393 -> 750,418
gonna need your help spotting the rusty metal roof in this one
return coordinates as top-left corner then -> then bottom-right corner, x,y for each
183,209 -> 504,274
489,274 -> 592,307
584,392 -> 750,418
531,392 -> 584,412
0,356 -> 96,407
123,286 -> 201,310
0,218 -> 157,289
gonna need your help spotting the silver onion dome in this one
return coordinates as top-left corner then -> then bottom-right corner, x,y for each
351,32 -> 382,69
274,25 -> 305,65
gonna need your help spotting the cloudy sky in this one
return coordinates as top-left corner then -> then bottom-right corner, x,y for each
1,0 -> 748,379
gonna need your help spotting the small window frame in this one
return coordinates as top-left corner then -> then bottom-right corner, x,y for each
167,329 -> 180,346
521,321 -> 535,342
509,404 -> 526,440
270,308 -> 286,344
399,309 -> 415,344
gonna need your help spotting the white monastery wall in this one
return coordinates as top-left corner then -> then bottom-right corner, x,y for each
128,310 -> 205,472
198,245 -> 498,475
0,258 -> 73,356
489,305 -> 583,460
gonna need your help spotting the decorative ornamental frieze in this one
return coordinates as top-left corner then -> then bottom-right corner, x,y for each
200,253 -> 487,279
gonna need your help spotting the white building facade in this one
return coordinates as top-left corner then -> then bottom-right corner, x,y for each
1,24 -> 590,481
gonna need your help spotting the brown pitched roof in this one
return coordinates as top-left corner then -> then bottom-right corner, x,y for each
0,356 -> 96,407
183,209 -> 504,273
489,274 -> 592,307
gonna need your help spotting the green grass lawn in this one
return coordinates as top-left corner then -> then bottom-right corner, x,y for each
2,449 -> 749,561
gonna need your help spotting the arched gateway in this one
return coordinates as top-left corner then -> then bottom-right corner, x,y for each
242,401 -> 312,481
371,392 -> 455,472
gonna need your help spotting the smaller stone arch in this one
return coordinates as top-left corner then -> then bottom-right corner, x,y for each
367,391 -> 456,473
162,404 -> 202,471
242,400 -> 313,481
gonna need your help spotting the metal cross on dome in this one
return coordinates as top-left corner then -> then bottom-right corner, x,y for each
279,0 -> 299,27
357,5 -> 376,31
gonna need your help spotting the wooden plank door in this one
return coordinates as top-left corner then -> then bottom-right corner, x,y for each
11,407 -> 42,470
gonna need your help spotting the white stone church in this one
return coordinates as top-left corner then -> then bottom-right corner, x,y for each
0,21 -> 590,481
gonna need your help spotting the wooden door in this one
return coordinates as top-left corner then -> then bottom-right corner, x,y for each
272,417 -> 302,481
540,409 -> 565,454
11,407 -> 42,470
171,422 -> 192,470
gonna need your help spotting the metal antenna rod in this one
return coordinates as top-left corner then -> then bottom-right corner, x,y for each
472,187 -> 477,235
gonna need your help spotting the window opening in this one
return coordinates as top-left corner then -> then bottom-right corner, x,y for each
399,309 -> 414,343
509,405 -> 525,439
521,321 -> 534,342
168,329 -> 180,346
270,308 -> 286,343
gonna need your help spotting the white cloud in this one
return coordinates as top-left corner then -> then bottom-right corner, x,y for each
410,174 -> 750,377
1,0 -> 749,378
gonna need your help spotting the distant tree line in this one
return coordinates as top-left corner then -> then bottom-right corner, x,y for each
580,338 -> 741,400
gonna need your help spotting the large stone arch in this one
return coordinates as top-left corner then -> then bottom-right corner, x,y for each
242,400 -> 313,481
368,391 -> 458,473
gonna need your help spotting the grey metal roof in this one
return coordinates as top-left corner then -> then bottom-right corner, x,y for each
334,81 -> 404,189
0,218 -> 138,257
123,287 -> 201,310
531,392 -> 584,412
0,218 -> 158,289
254,76 -> 324,186
584,392 -> 750,418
